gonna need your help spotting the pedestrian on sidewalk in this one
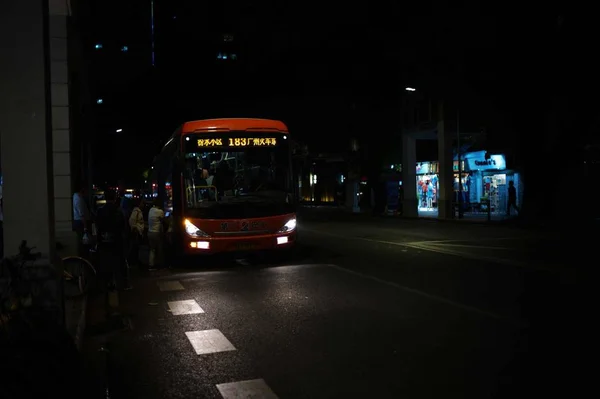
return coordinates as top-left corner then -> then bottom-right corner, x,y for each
165,211 -> 175,269
128,197 -> 145,269
507,181 -> 520,216
147,198 -> 165,270
72,182 -> 91,257
96,189 -> 131,290
0,185 -> 4,259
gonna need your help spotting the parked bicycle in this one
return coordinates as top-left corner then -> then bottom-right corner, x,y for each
0,240 -> 42,328
57,241 -> 97,298
0,241 -> 82,398
1,241 -> 97,330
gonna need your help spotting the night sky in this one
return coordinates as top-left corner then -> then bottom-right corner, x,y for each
78,1 -> 598,189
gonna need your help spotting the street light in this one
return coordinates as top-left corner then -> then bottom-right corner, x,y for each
115,128 -> 123,133
405,87 -> 416,92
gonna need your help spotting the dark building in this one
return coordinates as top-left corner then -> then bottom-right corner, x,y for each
84,0 -> 153,125
153,2 -> 243,112
76,0 -> 154,184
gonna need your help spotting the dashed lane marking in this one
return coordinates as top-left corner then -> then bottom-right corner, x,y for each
216,379 -> 278,399
185,329 -> 236,355
167,300 -> 204,315
157,280 -> 185,291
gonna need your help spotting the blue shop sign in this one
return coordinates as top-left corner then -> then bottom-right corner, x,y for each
466,154 -> 506,171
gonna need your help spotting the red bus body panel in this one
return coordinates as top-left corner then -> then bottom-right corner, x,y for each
181,118 -> 289,134
181,213 -> 297,255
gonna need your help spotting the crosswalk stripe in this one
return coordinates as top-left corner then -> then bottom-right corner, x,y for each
167,299 -> 204,315
216,379 -> 278,399
185,329 -> 236,355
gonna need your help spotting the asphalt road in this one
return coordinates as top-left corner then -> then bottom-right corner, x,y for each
81,208 -> 590,399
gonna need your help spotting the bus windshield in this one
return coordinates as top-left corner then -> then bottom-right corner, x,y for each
183,133 -> 293,218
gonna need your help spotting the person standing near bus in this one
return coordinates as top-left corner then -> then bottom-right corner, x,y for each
128,198 -> 145,269
72,183 -> 91,257
165,211 -> 174,269
0,185 -> 4,259
147,198 -> 164,270
96,189 -> 131,290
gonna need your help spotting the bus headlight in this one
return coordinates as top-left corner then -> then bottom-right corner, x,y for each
184,219 -> 209,237
277,218 -> 296,233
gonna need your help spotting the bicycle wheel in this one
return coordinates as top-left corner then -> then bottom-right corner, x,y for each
62,256 -> 96,298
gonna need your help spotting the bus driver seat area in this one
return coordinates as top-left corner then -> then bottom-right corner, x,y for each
212,160 -> 235,197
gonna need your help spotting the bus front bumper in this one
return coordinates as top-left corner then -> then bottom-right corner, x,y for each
182,231 -> 297,255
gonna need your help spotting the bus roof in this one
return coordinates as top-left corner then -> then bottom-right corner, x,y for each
181,118 -> 288,134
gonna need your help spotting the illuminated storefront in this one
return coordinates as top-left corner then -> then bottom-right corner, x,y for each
416,162 -> 439,214
412,151 -> 521,217
452,151 -> 521,216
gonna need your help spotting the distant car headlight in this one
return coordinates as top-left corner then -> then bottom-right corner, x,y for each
277,218 -> 296,233
184,219 -> 210,237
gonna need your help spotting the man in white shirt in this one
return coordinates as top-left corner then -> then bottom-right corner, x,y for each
147,198 -> 164,269
128,198 -> 145,268
72,183 -> 91,256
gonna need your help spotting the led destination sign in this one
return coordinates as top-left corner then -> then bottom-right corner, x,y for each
196,137 -> 278,148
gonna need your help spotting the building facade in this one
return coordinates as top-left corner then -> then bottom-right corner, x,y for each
0,0 -> 86,258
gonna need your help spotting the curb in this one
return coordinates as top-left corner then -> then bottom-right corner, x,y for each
74,295 -> 87,351
65,294 -> 88,351
397,215 -> 509,225
300,208 -> 512,225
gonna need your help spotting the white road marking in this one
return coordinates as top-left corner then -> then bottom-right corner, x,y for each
167,300 -> 204,315
411,237 -> 525,244
416,243 -> 515,250
157,280 -> 185,291
325,264 -> 505,320
163,270 -> 234,280
304,228 -> 542,270
216,379 -> 278,399
185,329 -> 236,355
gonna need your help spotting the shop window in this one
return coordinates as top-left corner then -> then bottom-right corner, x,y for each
416,174 -> 438,212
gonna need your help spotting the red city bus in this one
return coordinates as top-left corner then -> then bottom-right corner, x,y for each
151,118 -> 297,256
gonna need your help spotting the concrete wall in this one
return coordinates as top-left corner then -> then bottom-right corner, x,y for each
49,3 -> 77,254
0,0 -> 75,259
401,134 -> 418,217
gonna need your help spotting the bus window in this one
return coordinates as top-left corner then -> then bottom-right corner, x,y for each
182,136 -> 293,218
